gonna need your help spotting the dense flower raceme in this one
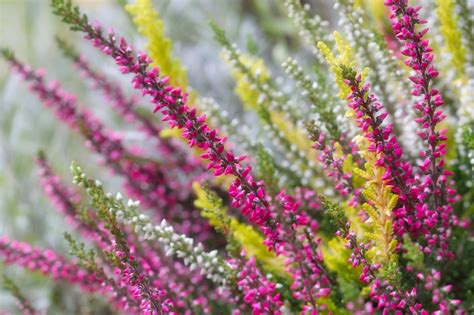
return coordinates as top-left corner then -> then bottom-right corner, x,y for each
0,237 -> 105,295
0,0 -> 473,313
2,50 -> 214,242
385,0 -> 458,260
229,253 -> 284,315
341,70 -> 458,260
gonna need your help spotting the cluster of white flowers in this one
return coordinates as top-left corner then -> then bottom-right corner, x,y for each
284,0 -> 332,63
124,214 -> 232,286
71,162 -> 233,287
219,46 -> 324,188
282,57 -> 349,136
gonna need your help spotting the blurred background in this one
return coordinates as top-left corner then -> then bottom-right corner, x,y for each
0,0 -> 336,312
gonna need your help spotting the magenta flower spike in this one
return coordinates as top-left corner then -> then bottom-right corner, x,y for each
0,237 -> 106,294
385,0 -> 458,260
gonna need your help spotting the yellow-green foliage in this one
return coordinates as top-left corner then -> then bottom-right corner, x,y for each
318,32 -> 369,100
352,137 -> 398,277
126,0 -> 188,89
322,237 -> 360,283
436,0 -> 467,80
192,182 -> 286,276
359,0 -> 389,28
332,142 -> 366,236
321,238 -> 362,308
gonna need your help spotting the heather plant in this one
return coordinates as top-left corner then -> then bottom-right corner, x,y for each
0,0 -> 473,314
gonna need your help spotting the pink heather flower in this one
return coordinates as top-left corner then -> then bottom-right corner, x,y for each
385,0 -> 458,260
309,129 -> 363,207
0,236 -> 105,293
229,253 -> 283,315
112,245 -> 175,314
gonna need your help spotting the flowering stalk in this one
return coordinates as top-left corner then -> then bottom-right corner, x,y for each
0,237 -> 105,293
385,0 -> 456,260
341,69 -> 419,237
386,0 -> 458,259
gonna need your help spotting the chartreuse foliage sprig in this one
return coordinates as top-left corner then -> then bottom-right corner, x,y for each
352,137 -> 399,283
125,0 -> 188,89
436,0 -> 467,80
192,181 -> 287,277
317,32 -> 369,100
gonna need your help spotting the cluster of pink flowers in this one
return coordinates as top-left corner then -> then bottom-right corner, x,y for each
230,253 -> 283,315
385,0 -> 458,260
309,129 -> 363,207
0,237 -> 103,293
69,49 -> 202,174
